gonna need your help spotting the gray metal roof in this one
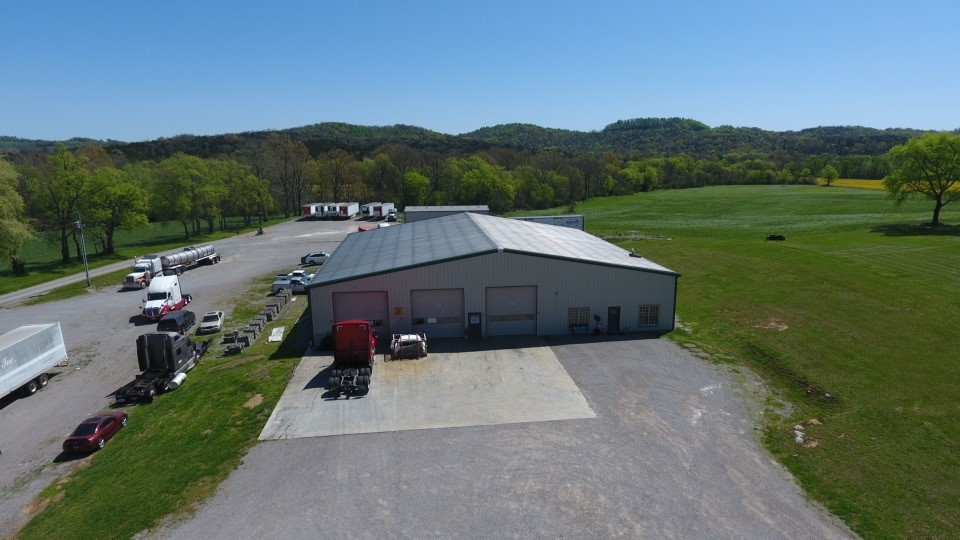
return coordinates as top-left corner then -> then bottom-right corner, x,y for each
403,205 -> 490,212
311,213 -> 678,287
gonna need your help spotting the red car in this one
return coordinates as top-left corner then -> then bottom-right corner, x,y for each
62,412 -> 128,453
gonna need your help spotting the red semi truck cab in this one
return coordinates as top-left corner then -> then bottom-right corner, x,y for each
332,320 -> 377,369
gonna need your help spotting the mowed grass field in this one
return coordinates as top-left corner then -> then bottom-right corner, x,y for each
557,185 -> 958,539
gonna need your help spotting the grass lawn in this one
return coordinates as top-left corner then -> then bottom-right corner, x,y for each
0,215 -> 288,297
16,282 -> 308,540
14,185 -> 960,539
558,185 -> 958,539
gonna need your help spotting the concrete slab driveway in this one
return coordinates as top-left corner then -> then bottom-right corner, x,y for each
260,337 -> 596,439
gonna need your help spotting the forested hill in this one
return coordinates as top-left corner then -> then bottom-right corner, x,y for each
0,119 -> 941,161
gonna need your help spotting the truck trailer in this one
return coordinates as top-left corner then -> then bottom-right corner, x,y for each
0,323 -> 68,400
141,275 -> 191,321
114,332 -> 210,404
372,202 -> 395,220
302,203 -> 323,218
337,202 -> 360,219
159,244 -> 220,275
327,320 -> 377,397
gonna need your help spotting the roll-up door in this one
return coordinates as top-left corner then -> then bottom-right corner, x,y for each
411,288 -> 465,338
333,291 -> 390,340
485,286 -> 537,336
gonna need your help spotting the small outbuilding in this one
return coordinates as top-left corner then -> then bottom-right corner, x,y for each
307,213 -> 679,345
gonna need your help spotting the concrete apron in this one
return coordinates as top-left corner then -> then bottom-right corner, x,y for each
259,341 -> 596,440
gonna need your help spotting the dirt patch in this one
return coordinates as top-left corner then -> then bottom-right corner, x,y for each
756,318 -> 789,331
23,488 -> 65,520
244,394 -> 264,409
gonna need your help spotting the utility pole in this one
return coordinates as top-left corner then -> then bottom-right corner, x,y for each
75,211 -> 91,286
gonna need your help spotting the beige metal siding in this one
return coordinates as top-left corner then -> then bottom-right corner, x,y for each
410,288 -> 465,338
311,252 -> 676,343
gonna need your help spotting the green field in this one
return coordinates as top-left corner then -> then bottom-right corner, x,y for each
563,185 -> 959,539
14,185 -> 960,539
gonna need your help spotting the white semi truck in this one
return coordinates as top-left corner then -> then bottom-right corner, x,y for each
141,275 -> 191,321
0,323 -> 68,399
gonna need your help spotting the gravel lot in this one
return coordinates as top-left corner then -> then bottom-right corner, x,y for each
1,218 -> 854,539
151,336 -> 854,540
0,218 -> 355,538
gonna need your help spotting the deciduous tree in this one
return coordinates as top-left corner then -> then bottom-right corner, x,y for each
883,132 -> 960,226
0,158 -> 34,274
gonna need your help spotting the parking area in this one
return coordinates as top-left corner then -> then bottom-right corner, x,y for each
260,337 -> 596,439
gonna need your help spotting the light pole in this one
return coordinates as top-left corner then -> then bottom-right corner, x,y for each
75,211 -> 91,286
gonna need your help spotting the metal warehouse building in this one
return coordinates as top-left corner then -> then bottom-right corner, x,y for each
307,213 -> 679,345
403,205 -> 490,222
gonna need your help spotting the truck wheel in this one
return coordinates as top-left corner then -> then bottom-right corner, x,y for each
37,373 -> 49,387
147,387 -> 157,403
140,281 -> 146,289
328,376 -> 338,389
21,380 -> 40,396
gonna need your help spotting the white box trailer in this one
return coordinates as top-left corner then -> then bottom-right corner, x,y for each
302,203 -> 323,218
361,202 -> 381,218
372,202 -> 395,219
338,202 -> 360,219
0,323 -> 68,399
322,203 -> 339,219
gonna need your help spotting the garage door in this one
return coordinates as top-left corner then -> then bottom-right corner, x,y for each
486,286 -> 537,336
333,291 -> 390,340
411,288 -> 464,339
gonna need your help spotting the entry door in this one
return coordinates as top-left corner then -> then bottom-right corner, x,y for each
607,306 -> 620,334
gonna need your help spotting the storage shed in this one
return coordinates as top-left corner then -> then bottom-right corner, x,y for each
307,213 -> 679,345
403,205 -> 490,223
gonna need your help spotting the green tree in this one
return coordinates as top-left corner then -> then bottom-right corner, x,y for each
151,153 -> 206,239
820,164 -> 839,187
85,166 -> 148,254
32,146 -> 90,264
883,132 -> 960,226
0,158 -> 35,274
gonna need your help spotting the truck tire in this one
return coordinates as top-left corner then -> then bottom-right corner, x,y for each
146,387 -> 157,403
328,376 -> 338,389
20,380 -> 40,397
140,281 -> 146,289
37,373 -> 49,387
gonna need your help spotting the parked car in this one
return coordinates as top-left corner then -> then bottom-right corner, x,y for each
301,251 -> 331,265
386,209 -> 398,222
288,269 -> 308,279
156,310 -> 196,334
291,274 -> 315,293
197,311 -> 225,334
271,274 -> 292,293
62,412 -> 128,453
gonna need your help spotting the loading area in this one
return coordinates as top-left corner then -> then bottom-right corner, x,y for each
259,338 -> 596,440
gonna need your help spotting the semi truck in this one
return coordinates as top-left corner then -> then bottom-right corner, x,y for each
327,320 -> 377,397
122,245 -> 219,289
114,332 -> 210,404
0,323 -> 68,400
372,202 -> 395,219
141,275 -> 191,321
122,255 -> 163,289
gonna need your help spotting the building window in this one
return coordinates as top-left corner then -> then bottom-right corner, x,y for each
638,304 -> 659,326
568,307 -> 590,328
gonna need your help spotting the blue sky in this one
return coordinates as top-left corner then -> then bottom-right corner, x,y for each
2,1 -> 957,142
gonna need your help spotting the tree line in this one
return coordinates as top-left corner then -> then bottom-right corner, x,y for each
2,120 -> 957,273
